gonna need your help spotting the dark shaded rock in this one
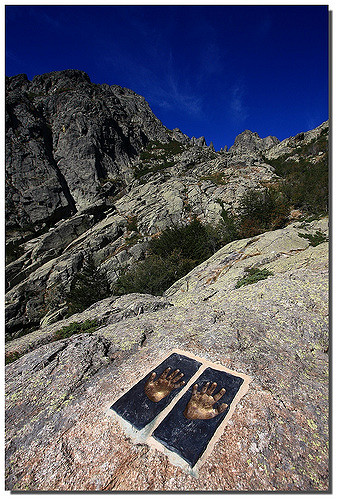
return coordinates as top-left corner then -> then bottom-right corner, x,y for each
6,70 -> 174,231
295,132 -> 305,142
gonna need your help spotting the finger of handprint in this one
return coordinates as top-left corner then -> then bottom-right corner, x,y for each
172,372 -> 184,383
213,388 -> 226,402
174,380 -> 185,389
217,403 -> 228,414
192,384 -> 198,395
147,372 -> 157,383
167,369 -> 180,380
159,367 -> 171,379
207,382 -> 217,395
201,382 -> 210,394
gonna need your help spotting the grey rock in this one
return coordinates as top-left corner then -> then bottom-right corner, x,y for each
196,136 -> 207,147
6,70 -> 175,230
6,293 -> 172,358
39,306 -> 68,328
265,120 -> 329,160
190,136 -> 207,147
171,128 -> 190,143
229,129 -> 279,154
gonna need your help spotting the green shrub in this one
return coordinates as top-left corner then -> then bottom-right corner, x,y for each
125,233 -> 141,246
113,217 -> 239,296
126,215 -> 138,232
235,268 -> 273,289
5,351 -> 22,365
112,251 -> 195,296
136,140 -> 185,180
140,140 -> 183,161
149,217 -> 212,262
216,200 -> 239,242
298,230 -> 328,247
66,256 -> 110,315
156,140 -> 184,155
52,319 -> 99,341
280,156 -> 328,214
200,172 -> 227,185
263,132 -> 328,216
238,187 -> 290,237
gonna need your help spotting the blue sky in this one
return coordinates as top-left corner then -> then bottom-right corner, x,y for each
6,5 -> 329,151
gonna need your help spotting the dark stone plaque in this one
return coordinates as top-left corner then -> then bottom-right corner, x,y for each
152,366 -> 244,467
111,353 -> 202,430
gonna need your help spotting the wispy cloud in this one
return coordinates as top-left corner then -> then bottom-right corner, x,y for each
162,51 -> 203,116
28,7 -> 61,30
6,49 -> 23,64
200,42 -> 224,76
230,84 -> 249,123
100,46 -> 203,118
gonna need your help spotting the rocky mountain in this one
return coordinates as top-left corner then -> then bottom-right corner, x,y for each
228,129 -> 280,154
5,70 -> 329,491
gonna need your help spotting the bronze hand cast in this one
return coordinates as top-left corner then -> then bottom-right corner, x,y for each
144,367 -> 185,402
184,382 -> 228,420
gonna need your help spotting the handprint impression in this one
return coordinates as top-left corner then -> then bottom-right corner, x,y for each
144,368 -> 185,402
184,382 -> 228,420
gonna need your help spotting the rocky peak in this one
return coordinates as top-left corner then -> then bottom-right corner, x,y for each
229,129 -> 280,154
5,70 -> 175,231
6,73 -> 30,93
30,69 -> 92,94
190,135 -> 207,147
171,128 -> 190,144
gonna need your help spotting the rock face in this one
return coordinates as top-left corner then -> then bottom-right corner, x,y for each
265,120 -> 329,160
5,218 -> 329,491
229,129 -> 280,154
6,70 -> 172,230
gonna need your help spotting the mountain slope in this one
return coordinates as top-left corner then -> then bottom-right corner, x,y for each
5,71 -> 328,337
